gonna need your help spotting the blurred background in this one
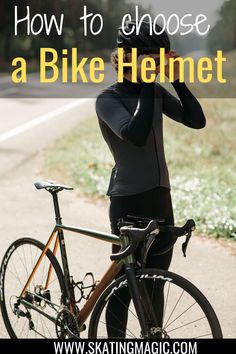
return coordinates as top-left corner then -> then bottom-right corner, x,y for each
0,0 -> 235,62
0,0 -> 235,97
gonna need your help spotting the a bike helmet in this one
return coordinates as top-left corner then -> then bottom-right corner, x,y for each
117,20 -> 170,53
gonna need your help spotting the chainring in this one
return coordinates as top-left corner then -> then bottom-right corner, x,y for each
55,308 -> 80,339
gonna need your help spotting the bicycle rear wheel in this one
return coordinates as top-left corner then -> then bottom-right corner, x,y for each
0,238 -> 66,338
89,268 -> 222,338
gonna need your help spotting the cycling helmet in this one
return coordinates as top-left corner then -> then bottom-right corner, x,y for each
117,20 -> 170,53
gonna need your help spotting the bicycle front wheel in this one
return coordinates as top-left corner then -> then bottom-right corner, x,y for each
89,268 -> 222,338
0,238 -> 66,338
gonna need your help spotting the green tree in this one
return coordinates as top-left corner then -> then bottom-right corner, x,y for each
0,0 -> 147,68
208,0 -> 236,53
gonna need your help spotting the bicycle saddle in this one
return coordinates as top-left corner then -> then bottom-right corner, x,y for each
34,180 -> 74,192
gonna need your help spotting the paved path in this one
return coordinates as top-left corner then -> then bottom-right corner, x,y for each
0,99 -> 235,338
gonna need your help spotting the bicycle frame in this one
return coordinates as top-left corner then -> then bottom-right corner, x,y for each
18,190 -> 153,335
19,222 -> 123,322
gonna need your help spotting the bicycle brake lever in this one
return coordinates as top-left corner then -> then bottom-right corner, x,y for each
182,232 -> 192,257
110,239 -> 138,261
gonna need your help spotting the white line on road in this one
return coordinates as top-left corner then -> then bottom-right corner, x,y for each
0,99 -> 91,144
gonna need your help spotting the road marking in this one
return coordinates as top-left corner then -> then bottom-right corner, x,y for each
0,99 -> 91,143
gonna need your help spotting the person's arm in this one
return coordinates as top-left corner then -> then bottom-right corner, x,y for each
161,80 -> 206,129
96,83 -> 156,147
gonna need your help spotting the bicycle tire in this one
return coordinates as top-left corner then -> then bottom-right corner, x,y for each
0,238 -> 66,338
88,268 -> 223,338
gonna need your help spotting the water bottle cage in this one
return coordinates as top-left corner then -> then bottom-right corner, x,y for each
73,272 -> 96,303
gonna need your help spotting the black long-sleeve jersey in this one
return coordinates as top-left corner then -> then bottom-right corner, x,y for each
96,78 -> 206,196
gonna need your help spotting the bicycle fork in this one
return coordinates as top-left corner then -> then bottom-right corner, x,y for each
121,234 -> 153,338
124,264 -> 150,338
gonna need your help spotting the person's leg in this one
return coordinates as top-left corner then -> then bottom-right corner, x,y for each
106,194 -> 132,337
145,187 -> 174,330
106,191 -> 156,337
106,187 -> 174,337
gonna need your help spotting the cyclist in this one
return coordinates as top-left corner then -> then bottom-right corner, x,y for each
95,20 -> 206,337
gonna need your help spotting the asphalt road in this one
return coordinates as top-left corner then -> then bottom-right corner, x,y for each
0,98 -> 235,338
0,64 -> 117,99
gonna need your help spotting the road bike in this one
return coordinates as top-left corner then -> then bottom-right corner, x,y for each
0,181 -> 223,338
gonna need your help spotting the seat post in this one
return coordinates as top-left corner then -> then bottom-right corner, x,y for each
51,191 -> 62,224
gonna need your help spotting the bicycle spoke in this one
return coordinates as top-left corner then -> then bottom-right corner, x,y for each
39,315 -> 46,338
41,255 -> 47,285
163,289 -> 185,328
164,301 -> 197,329
32,327 -> 47,338
19,318 -> 27,337
167,316 -> 206,334
194,332 -> 212,338
12,316 -> 19,329
1,240 -> 64,338
23,245 -> 30,279
163,281 -> 170,323
90,268 -> 222,339
112,293 -> 138,321
47,278 -> 58,287
16,248 -> 29,280
9,258 -> 23,288
30,245 -> 40,289
40,315 -> 53,338
97,319 -> 136,338
6,267 -> 23,287
105,303 -> 137,338
35,315 -> 40,338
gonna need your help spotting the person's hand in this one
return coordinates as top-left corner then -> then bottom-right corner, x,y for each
125,53 -> 159,83
136,54 -> 158,83
165,50 -> 180,81
136,54 -> 153,83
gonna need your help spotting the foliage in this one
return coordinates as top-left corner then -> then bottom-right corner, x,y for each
208,0 -> 236,53
0,0 -> 147,64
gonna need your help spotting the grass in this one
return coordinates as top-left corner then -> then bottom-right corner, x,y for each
165,99 -> 236,239
42,98 -> 236,240
42,114 -> 113,197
